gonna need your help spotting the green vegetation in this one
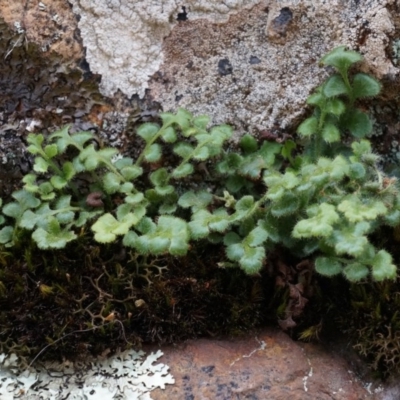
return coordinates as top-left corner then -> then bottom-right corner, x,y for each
0,46 -> 397,282
1,46 -> 400,376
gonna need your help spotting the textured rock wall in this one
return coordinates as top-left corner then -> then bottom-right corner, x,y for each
1,1 -> 400,132
66,0 -> 400,134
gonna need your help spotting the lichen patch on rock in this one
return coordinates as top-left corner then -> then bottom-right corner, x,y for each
0,349 -> 174,399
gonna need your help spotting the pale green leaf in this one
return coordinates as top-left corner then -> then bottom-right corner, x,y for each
144,143 -> 162,163
172,163 -> 194,179
371,250 -> 397,281
136,123 -> 160,143
293,203 -> 339,238
315,256 -> 342,276
343,262 -> 369,282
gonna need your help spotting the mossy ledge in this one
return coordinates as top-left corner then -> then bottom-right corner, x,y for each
1,47 -> 400,379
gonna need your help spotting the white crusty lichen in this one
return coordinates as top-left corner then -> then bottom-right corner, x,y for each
67,0 -> 260,98
0,349 -> 174,399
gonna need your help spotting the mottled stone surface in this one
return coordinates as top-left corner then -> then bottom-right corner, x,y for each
148,329 -> 378,400
0,0 -> 82,61
149,0 -> 400,135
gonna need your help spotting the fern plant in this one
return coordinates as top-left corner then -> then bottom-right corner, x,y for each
0,46 -> 398,282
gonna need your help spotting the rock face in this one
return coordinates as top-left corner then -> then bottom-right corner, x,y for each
3,0 -> 398,134
1,0 -> 400,137
149,328 -> 379,400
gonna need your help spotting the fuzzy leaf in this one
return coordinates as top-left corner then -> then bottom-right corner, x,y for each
343,262 -> 369,282
22,174 -> 39,193
329,155 -> 349,180
232,196 -> 255,220
188,210 -> 211,239
189,208 -> 230,239
326,98 -> 346,116
178,190 -> 213,212
173,143 -> 194,158
320,46 -> 362,73
226,242 -> 244,261
240,134 -> 258,154
271,192 -> 300,217
150,168 -> 170,187
239,156 -> 265,180
193,115 -> 210,129
0,226 -> 13,244
192,146 -> 210,161
135,216 -> 190,256
246,225 -> 269,247
352,73 -> 381,99
216,153 -> 243,174
26,133 -> 44,154
160,108 -> 192,131
338,196 -> 387,222
323,75 -> 349,97
125,193 -> 145,205
239,246 -> 265,274
3,190 -> 40,219
321,123 -> 340,143
119,182 -> 135,194
160,126 -> 177,143
315,256 -> 342,276
172,163 -> 194,179
75,210 -> 102,227
293,203 -> 339,238
341,109 -> 372,138
347,162 -> 366,180
136,123 -> 160,143
281,140 -> 296,161
91,212 -> 140,243
144,143 -> 162,163
102,172 -> 121,194
33,157 -> 50,173
44,144 -> 58,158
38,182 -> 55,201
332,222 -> 370,257
120,165 -> 143,180
371,250 -> 397,281
50,175 -> 68,190
211,124 -> 233,139
32,218 -> 77,249
49,127 -> 93,153
297,117 -> 318,137
307,92 -> 325,108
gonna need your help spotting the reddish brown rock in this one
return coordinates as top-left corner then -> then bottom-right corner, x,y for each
0,0 -> 82,62
149,329 -> 374,400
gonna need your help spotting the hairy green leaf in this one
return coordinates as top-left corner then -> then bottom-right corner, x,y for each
315,256 -> 342,276
352,73 -> 381,99
297,117 -> 318,137
371,250 -> 397,281
293,204 -> 339,238
343,262 -> 369,282
136,123 -> 160,143
338,196 -> 387,222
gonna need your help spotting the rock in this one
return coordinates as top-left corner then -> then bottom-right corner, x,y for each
148,328 -> 377,400
2,1 -> 396,135
0,0 -> 82,61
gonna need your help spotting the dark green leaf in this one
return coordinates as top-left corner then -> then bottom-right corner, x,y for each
352,73 -> 381,99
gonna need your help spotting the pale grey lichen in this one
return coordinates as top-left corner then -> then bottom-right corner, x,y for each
0,349 -> 174,399
67,0 -> 260,98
